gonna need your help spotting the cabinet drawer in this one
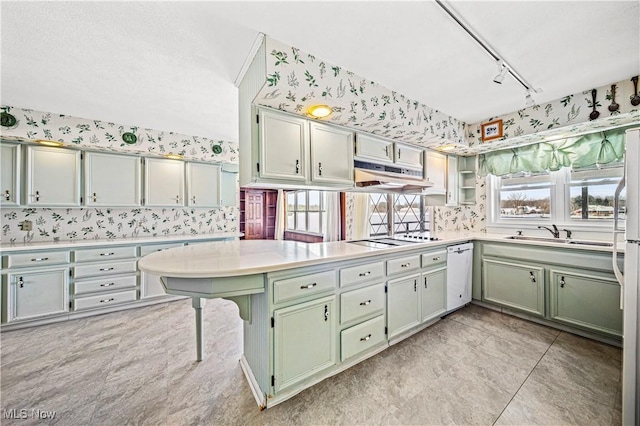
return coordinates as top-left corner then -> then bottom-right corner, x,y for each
341,315 -> 386,361
74,274 -> 138,295
387,255 -> 421,276
273,270 -> 335,304
74,260 -> 138,279
139,243 -> 183,256
5,251 -> 70,268
73,289 -> 137,311
421,250 -> 447,269
340,283 -> 385,324
339,261 -> 385,288
74,246 -> 137,263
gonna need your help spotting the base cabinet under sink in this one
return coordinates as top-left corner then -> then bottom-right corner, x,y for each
482,258 -> 545,317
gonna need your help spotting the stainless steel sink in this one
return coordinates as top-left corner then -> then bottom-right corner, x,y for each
504,235 -> 613,247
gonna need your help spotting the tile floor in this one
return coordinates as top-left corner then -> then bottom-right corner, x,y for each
0,299 -> 622,425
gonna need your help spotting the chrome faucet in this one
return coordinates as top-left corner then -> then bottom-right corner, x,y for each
538,224 -> 560,238
562,229 -> 572,239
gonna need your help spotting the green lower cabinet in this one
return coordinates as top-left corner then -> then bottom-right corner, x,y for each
549,269 -> 623,337
273,295 -> 337,392
482,258 -> 545,317
387,273 -> 420,338
421,267 -> 446,323
340,315 -> 386,361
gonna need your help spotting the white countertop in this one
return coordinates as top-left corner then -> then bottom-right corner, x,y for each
0,232 -> 243,253
137,232 -> 622,279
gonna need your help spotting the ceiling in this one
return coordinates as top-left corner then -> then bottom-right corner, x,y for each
2,1 -> 638,144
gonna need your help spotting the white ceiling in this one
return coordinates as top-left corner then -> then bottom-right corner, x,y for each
2,1 -> 639,144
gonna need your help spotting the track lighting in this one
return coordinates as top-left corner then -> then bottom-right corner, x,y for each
525,90 -> 536,107
493,63 -> 508,84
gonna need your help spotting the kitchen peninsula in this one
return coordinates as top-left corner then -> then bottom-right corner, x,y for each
138,233 -> 623,409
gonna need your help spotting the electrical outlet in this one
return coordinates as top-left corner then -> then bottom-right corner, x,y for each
19,220 -> 33,231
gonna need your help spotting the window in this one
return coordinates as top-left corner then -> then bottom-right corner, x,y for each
368,194 -> 428,236
569,165 -> 625,221
286,190 -> 325,234
498,172 -> 551,220
489,164 -> 625,228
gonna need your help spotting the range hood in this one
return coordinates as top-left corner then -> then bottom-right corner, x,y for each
353,160 -> 433,194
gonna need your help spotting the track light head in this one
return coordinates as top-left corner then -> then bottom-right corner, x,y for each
493,63 -> 508,84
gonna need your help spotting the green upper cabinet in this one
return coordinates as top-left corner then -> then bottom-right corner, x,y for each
482,258 -> 545,317
425,151 -> 447,194
549,269 -> 622,337
25,145 -> 81,207
273,295 -> 337,393
395,143 -> 423,170
354,133 -> 394,165
258,108 -> 308,182
84,152 -> 142,207
309,121 -> 354,185
0,142 -> 20,206
144,157 -> 185,207
186,163 -> 221,207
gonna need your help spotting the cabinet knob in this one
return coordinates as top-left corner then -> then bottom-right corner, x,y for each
18,276 -> 24,288
4,190 -> 10,200
529,271 -> 537,283
360,334 -> 372,342
560,276 -> 565,288
318,162 -> 322,176
295,160 -> 300,174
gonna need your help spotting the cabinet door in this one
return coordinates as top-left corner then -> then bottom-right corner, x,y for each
25,146 -> 81,206
550,270 -> 622,336
395,143 -> 423,170
0,143 -> 20,206
85,152 -> 142,206
354,133 -> 394,164
421,267 -> 447,323
309,122 -> 354,185
7,268 -> 69,321
144,158 -> 185,206
482,259 -> 545,317
387,274 -> 420,338
259,109 -> 307,182
446,155 -> 459,206
186,163 -> 221,207
274,295 -> 336,392
425,151 -> 446,193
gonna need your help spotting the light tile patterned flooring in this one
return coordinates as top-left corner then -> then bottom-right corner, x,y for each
1,299 -> 622,425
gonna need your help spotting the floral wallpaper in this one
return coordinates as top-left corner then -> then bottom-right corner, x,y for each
255,37 -> 466,149
466,78 -> 640,154
0,106 -> 239,244
0,106 -> 238,163
433,176 -> 487,234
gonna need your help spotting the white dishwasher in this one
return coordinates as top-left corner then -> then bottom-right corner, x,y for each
446,243 -> 473,311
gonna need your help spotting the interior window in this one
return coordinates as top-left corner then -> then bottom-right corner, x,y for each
498,172 -> 551,219
368,194 -> 429,236
569,164 -> 625,221
369,193 -> 389,236
285,190 -> 325,234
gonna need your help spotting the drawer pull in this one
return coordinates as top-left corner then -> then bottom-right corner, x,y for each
100,298 -> 115,303
529,271 -> 536,283
358,271 -> 371,277
401,263 -> 411,268
99,267 -> 115,272
31,257 -> 50,262
300,283 -> 317,290
414,280 -> 417,292
432,256 -> 441,261
93,192 -> 97,202
560,276 -> 565,288
360,300 -> 372,306
100,252 -> 115,257
360,334 -> 372,342
100,282 -> 115,287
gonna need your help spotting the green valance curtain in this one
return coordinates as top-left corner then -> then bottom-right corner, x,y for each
478,128 -> 627,177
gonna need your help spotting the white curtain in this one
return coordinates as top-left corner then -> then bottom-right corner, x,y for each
323,192 -> 340,242
274,189 -> 286,240
351,193 -> 370,240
